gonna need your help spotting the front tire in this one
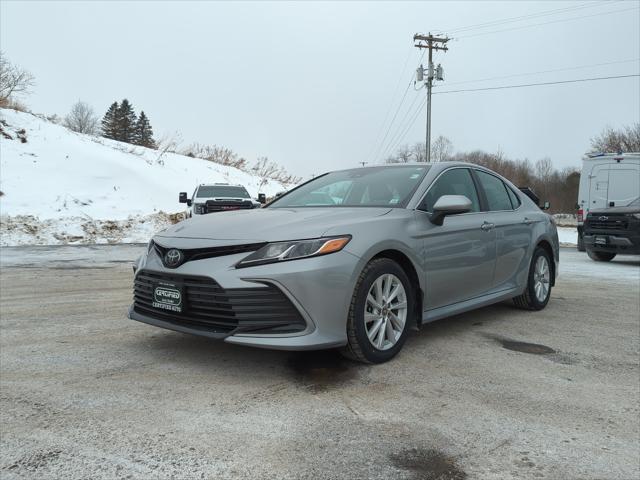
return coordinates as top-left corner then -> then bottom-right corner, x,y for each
586,249 -> 616,262
341,258 -> 414,364
513,247 -> 553,311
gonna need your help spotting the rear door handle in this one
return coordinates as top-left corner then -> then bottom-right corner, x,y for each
481,222 -> 495,231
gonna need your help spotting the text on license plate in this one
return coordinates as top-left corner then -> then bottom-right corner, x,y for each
152,283 -> 183,312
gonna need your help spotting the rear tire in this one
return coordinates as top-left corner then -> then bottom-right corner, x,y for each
513,247 -> 553,311
341,258 -> 414,364
586,249 -> 616,262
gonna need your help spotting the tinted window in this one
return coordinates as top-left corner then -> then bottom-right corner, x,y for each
196,186 -> 250,198
420,168 -> 480,213
269,166 -> 429,208
506,185 -> 521,208
475,171 -> 513,211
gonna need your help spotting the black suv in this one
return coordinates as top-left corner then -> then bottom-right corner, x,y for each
583,198 -> 640,261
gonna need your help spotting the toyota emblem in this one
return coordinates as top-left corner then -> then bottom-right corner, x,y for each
164,249 -> 183,268
598,216 -> 608,221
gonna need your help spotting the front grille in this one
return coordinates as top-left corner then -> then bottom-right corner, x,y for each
153,242 -> 265,267
133,270 -> 306,334
205,200 -> 254,213
586,217 -> 629,231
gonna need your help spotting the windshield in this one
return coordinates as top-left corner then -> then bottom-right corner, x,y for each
268,166 -> 429,208
196,186 -> 251,198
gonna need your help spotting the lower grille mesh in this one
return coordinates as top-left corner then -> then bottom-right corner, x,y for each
133,270 -> 306,334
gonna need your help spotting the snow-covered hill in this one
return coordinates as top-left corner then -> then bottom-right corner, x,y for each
0,108 -> 291,245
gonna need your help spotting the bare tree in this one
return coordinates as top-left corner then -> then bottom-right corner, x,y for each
590,123 -> 640,153
431,135 -> 453,162
63,101 -> 99,135
0,52 -> 35,105
385,145 -> 413,163
411,142 -> 426,162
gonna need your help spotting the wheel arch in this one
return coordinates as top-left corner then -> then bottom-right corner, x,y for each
369,249 -> 424,327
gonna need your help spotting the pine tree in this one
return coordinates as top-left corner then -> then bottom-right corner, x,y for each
133,111 -> 156,149
115,99 -> 137,143
101,101 -> 119,140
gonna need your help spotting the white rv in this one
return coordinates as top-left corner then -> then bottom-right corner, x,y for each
576,153 -> 640,250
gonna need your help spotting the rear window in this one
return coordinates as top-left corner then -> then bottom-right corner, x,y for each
475,171 -> 513,211
506,186 -> 521,209
196,186 -> 250,198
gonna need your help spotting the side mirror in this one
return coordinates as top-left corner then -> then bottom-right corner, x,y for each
258,193 -> 266,204
541,201 -> 551,210
430,195 -> 472,225
179,192 -> 188,203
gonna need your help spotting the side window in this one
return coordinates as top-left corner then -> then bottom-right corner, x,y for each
506,186 -> 521,209
475,171 -> 513,211
420,168 -> 481,213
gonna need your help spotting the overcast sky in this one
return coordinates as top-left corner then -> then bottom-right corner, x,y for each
1,0 -> 639,178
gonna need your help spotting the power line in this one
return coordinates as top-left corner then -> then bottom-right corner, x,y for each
370,50 -> 425,163
364,49 -> 414,163
433,74 -> 639,95
445,1 -> 611,34
455,5 -> 638,39
378,92 -> 425,161
442,58 -> 640,87
384,73 -> 638,159
382,97 -> 427,161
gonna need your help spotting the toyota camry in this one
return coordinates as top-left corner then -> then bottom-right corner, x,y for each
129,162 -> 559,363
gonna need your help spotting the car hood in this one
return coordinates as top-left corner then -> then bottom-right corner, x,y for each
155,207 -> 393,243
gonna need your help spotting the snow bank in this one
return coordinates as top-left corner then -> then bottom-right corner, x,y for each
0,108 -> 291,245
557,226 -> 577,246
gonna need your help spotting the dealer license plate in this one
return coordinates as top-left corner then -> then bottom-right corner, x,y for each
594,236 -> 608,246
152,282 -> 183,313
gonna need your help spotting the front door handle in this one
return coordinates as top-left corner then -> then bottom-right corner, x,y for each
523,217 -> 534,225
481,222 -> 495,231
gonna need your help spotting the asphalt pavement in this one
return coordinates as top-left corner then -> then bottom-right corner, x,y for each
0,246 -> 638,479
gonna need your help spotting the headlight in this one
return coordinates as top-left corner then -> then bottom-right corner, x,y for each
627,213 -> 640,220
235,236 -> 351,268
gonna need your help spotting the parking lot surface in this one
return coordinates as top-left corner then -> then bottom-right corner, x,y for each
1,246 -> 638,479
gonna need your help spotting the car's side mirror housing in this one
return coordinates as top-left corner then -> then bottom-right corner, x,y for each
179,192 -> 192,207
429,195 -> 472,226
258,193 -> 266,204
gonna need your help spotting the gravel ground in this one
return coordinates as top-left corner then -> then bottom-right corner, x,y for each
0,247 -> 638,479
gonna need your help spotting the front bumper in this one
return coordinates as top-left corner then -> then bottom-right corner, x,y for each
584,233 -> 640,255
128,246 -> 361,350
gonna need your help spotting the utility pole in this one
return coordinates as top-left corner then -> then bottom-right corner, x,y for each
359,161 -> 368,167
414,33 -> 449,162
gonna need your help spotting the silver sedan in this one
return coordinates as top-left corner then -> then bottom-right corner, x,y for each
129,162 -> 559,363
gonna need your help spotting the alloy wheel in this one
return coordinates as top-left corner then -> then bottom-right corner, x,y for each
533,256 -> 550,302
364,273 -> 408,351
